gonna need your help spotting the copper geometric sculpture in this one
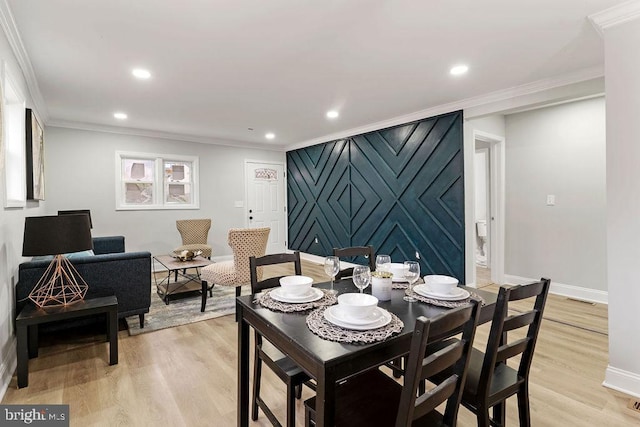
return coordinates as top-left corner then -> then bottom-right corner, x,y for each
28,254 -> 89,307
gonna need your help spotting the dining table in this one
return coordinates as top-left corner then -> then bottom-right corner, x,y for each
236,278 -> 498,427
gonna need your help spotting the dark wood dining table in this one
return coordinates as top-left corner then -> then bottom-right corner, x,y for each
236,279 -> 498,427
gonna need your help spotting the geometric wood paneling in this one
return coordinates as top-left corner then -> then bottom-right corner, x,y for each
287,111 -> 465,282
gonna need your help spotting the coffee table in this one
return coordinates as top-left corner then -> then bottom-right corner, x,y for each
153,255 -> 213,304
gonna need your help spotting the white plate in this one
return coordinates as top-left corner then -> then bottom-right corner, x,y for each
324,306 -> 391,330
331,305 -> 385,325
413,284 -> 470,301
270,287 -> 323,303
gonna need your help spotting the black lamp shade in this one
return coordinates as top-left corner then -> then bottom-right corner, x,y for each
58,209 -> 93,229
22,215 -> 93,256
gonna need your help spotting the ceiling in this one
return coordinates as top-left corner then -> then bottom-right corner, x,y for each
4,0 -> 623,149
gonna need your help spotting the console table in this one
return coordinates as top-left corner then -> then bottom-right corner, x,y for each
16,296 -> 118,388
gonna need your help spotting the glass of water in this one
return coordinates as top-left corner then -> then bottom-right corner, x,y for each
352,265 -> 371,293
403,261 -> 420,302
324,256 -> 340,295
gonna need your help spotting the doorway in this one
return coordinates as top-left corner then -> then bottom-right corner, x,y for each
473,131 -> 505,287
245,161 -> 287,254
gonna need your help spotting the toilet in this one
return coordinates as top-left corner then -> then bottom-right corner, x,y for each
476,220 -> 487,264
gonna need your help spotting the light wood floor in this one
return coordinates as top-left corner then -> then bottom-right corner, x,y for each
3,261 -> 639,426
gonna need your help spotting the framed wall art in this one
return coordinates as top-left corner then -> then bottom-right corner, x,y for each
25,108 -> 44,200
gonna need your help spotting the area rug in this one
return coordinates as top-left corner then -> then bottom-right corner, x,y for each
124,284 -> 242,335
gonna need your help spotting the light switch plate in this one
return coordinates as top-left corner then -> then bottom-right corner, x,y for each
234,200 -> 244,208
546,195 -> 555,206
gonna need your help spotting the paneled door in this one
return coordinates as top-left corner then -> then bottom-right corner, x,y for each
245,161 -> 286,254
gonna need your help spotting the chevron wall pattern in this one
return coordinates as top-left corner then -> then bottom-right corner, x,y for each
287,111 -> 465,282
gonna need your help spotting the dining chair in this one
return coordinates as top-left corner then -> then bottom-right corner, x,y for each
304,299 -> 481,427
249,251 -> 314,427
332,245 -> 375,280
433,278 -> 551,427
200,227 -> 270,312
174,219 -> 213,258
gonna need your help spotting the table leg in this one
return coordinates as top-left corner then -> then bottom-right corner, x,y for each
27,325 -> 38,358
16,322 -> 29,388
315,371 -> 336,427
108,307 -> 118,365
237,303 -> 249,427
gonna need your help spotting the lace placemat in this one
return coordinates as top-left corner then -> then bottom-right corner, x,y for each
306,306 -> 404,344
404,288 -> 486,308
392,281 -> 408,290
255,289 -> 337,312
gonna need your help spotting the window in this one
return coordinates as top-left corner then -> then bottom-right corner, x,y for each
115,151 -> 199,210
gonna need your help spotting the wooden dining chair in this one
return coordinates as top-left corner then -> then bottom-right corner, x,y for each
249,251 -> 314,427
448,278 -> 551,427
304,299 -> 481,427
332,245 -> 375,280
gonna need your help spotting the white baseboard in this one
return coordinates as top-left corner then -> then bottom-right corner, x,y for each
504,274 -> 608,304
604,365 -> 640,399
0,336 -> 17,401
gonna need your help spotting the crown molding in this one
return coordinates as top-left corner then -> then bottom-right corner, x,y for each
285,66 -> 604,151
589,0 -> 640,36
47,119 -> 287,152
0,0 -> 49,121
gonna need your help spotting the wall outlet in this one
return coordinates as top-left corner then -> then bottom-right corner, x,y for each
546,195 -> 555,206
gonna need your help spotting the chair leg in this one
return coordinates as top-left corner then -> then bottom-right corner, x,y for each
295,384 -> 302,399
139,313 -> 145,328
286,381 -> 296,427
493,401 -> 506,427
201,281 -> 209,312
477,404 -> 491,427
251,350 -> 262,421
517,384 -> 531,427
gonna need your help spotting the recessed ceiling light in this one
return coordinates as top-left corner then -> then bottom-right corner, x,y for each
132,68 -> 151,79
114,112 -> 128,120
326,110 -> 339,119
450,65 -> 469,76
265,133 -> 275,140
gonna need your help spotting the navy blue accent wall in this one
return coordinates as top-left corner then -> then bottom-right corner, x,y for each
287,111 -> 464,282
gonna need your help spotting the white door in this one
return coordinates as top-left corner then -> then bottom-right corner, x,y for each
245,161 -> 286,254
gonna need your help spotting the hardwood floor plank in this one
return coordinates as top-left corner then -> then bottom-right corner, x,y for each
3,260 -> 639,426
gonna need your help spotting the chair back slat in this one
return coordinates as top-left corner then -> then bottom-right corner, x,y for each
396,300 -> 480,427
503,310 -> 537,332
333,246 -> 375,280
250,252 -> 302,294
495,338 -> 530,364
479,278 -> 551,400
421,341 -> 464,378
411,375 -> 458,420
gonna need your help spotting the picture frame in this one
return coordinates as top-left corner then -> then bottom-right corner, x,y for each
25,108 -> 44,200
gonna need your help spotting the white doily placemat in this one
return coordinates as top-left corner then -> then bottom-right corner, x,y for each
255,288 -> 337,312
404,288 -> 485,308
306,306 -> 404,344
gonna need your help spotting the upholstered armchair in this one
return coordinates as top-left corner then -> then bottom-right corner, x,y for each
175,219 -> 213,258
199,227 -> 270,312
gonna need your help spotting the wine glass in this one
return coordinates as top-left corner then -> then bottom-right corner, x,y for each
324,256 -> 340,294
352,265 -> 371,293
375,254 -> 391,273
403,261 -> 420,302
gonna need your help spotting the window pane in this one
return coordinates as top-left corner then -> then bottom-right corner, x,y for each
165,161 -> 191,182
125,183 -> 153,204
123,159 -> 154,181
166,183 -> 191,203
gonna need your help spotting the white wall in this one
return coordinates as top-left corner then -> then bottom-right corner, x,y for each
504,97 -> 607,294
0,28 -> 45,396
45,127 -> 285,256
601,15 -> 640,399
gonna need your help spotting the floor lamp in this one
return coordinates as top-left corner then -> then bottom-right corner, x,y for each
22,214 -> 93,307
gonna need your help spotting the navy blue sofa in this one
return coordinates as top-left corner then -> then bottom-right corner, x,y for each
16,236 -> 151,328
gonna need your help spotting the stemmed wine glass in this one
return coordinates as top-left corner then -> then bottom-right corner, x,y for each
352,265 -> 371,293
324,256 -> 340,295
403,261 -> 420,302
375,254 -> 391,273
